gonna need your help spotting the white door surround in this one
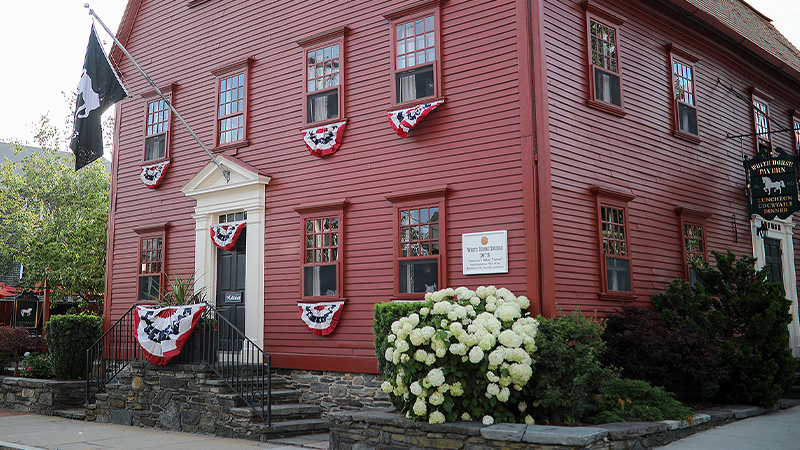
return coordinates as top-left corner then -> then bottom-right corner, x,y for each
750,216 -> 800,357
181,156 -> 270,349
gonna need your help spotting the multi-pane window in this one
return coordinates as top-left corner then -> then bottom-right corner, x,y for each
793,116 -> 800,152
398,206 -> 440,294
139,236 -> 163,301
219,211 -> 247,223
391,10 -> 440,105
303,216 -> 340,297
306,43 -> 341,124
144,96 -> 170,161
218,73 -> 245,145
672,57 -> 698,136
600,205 -> 631,292
683,222 -> 705,286
589,18 -> 622,108
753,95 -> 771,151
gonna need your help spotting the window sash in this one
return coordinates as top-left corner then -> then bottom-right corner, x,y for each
793,118 -> 800,151
302,215 -> 341,298
138,235 -> 164,301
213,62 -> 250,147
753,96 -> 771,146
390,9 -> 440,105
596,200 -> 633,294
143,95 -> 170,161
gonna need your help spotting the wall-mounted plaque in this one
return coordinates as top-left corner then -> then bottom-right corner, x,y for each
462,230 -> 509,275
224,291 -> 243,303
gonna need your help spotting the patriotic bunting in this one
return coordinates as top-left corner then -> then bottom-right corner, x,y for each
210,221 -> 246,250
140,160 -> 170,189
134,304 -> 206,365
388,100 -> 444,138
302,121 -> 347,157
297,301 -> 344,336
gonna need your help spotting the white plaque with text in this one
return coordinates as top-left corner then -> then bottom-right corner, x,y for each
462,230 -> 509,275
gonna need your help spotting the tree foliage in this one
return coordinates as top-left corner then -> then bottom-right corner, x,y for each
0,116 -> 110,304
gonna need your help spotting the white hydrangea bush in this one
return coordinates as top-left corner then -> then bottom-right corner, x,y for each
379,286 -> 539,424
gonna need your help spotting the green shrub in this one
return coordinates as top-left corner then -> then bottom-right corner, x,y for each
585,377 -> 693,424
524,311 -> 613,424
20,353 -> 54,379
602,304 -> 725,402
45,315 -> 102,379
376,286 -> 539,425
652,251 -> 797,406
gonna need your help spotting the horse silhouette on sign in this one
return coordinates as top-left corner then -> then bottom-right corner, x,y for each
762,177 -> 785,195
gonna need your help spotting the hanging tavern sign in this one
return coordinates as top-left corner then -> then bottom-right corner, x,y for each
745,147 -> 799,220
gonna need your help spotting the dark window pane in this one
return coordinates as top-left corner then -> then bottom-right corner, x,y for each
307,90 -> 339,123
138,275 -> 160,301
606,256 -> 631,292
594,69 -> 621,106
304,264 -> 337,296
144,134 -> 166,160
396,65 -> 435,103
399,258 -> 438,294
678,103 -> 698,135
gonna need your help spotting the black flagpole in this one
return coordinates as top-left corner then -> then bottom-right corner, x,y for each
84,3 -> 231,183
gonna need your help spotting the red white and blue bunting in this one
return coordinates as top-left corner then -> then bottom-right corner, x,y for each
210,221 -> 246,251
140,160 -> 170,189
134,304 -> 206,366
297,301 -> 344,336
302,121 -> 347,157
388,100 -> 444,138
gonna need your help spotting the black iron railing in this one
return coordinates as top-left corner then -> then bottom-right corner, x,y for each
85,303 -> 271,425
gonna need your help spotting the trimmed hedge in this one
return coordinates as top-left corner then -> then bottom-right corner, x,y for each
46,315 -> 102,379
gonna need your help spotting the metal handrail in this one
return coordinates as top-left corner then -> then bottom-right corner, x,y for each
85,302 -> 271,425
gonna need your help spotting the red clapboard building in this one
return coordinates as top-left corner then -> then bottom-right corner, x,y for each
105,0 -> 800,378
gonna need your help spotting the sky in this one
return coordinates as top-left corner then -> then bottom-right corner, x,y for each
0,0 -> 798,153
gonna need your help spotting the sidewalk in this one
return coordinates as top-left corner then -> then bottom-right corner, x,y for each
0,410 -> 328,450
655,404 -> 800,450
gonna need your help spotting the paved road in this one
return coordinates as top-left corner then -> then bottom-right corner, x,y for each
0,410 -> 327,450
656,405 -> 800,450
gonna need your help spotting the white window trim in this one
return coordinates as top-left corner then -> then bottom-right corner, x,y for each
750,216 -> 800,357
182,157 -> 270,356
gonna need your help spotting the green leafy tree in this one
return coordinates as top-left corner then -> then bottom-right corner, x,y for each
0,116 -> 110,305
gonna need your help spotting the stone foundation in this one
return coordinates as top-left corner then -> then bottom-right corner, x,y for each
276,368 -> 393,416
0,376 -> 85,415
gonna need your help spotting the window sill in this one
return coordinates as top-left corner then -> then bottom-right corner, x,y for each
597,292 -> 637,301
301,117 -> 348,131
389,95 -> 446,112
390,296 -> 430,302
301,297 -> 348,303
673,129 -> 702,144
141,156 -> 170,166
586,99 -> 626,117
212,140 -> 250,154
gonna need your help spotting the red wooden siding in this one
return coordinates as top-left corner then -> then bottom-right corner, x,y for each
543,0 -> 800,315
108,0 -> 534,372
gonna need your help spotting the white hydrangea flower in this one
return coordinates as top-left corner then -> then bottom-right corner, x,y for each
518,401 -> 528,412
443,287 -> 455,297
429,410 -> 445,424
515,295 -> 531,309
450,382 -> 464,397
454,286 -> 468,297
425,353 -> 437,366
476,286 -> 487,298
391,320 -> 401,334
440,319 -> 449,329
486,303 -> 497,313
486,295 -> 497,305
420,307 -> 430,316
384,347 -> 394,361
422,377 -> 432,389
482,415 -> 494,425
438,383 -> 450,394
488,348 -> 506,367
414,349 -> 428,362
431,290 -> 446,302
429,391 -> 445,406
470,296 -> 481,306
485,286 -> 497,296
498,375 -> 512,387
449,342 -> 467,356
400,353 -> 410,363
486,383 -> 500,397
409,329 -> 425,346
381,381 -> 393,393
420,326 -> 436,340
388,334 -> 396,343
392,349 -> 401,364
525,415 -> 535,425
495,303 -> 522,322
478,334 -> 496,351
486,371 -> 500,382
468,346 -> 484,364
497,387 -> 510,402
407,313 -> 420,327
509,363 -> 533,385
449,321 -> 463,335
413,397 -> 427,416
461,412 -> 471,421
498,329 -> 523,348
410,381 -> 423,396
427,368 -> 445,387
395,339 -> 410,353
465,305 -> 476,317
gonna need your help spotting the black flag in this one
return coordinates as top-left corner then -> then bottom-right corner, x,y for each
70,24 -> 128,170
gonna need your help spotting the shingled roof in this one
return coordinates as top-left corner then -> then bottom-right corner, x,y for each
673,0 -> 800,82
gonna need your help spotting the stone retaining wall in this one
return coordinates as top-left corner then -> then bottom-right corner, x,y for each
276,368 -> 393,416
0,376 -> 85,415
329,405 -> 800,450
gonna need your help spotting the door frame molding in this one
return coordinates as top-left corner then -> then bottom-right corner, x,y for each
182,156 -> 270,349
750,216 -> 799,357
